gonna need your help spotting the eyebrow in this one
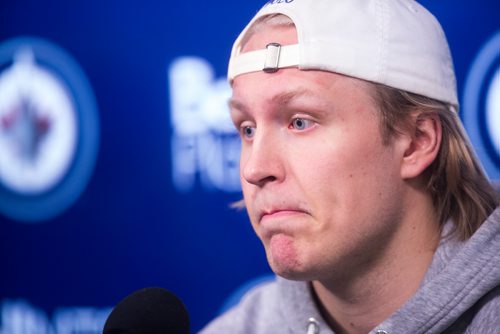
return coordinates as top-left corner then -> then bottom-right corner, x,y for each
228,88 -> 316,113
228,98 -> 247,113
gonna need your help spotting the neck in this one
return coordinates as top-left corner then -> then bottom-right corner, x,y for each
312,189 -> 440,334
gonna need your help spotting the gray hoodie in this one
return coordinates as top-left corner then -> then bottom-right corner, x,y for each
200,207 -> 500,334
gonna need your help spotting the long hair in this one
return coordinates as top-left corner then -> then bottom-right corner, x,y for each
372,84 -> 498,240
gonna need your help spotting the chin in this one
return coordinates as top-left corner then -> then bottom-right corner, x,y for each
265,234 -> 319,281
275,272 -> 312,282
270,261 -> 316,282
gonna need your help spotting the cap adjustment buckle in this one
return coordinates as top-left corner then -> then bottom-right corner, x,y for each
263,43 -> 281,73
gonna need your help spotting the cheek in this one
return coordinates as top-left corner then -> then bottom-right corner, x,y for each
296,137 -> 397,215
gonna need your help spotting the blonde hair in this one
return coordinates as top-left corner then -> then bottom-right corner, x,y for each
239,14 -> 295,50
372,84 -> 499,240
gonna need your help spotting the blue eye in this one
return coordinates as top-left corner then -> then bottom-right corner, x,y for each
242,126 -> 256,139
290,118 -> 312,130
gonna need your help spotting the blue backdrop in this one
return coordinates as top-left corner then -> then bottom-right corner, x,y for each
0,0 -> 498,333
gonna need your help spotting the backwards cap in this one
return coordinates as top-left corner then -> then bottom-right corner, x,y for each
228,0 -> 458,108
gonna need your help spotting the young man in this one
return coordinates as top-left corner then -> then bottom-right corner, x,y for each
201,1 -> 500,333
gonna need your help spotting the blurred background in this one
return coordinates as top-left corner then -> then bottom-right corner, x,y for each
0,0 -> 498,333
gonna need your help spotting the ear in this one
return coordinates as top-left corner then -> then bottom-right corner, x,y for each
400,113 -> 442,179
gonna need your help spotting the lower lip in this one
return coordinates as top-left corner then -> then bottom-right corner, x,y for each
259,211 -> 308,237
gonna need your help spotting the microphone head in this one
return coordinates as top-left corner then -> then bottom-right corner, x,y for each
103,287 -> 189,334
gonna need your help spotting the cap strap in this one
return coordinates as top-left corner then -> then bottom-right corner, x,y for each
228,43 -> 300,81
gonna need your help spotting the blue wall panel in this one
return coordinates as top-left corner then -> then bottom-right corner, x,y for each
0,0 -> 498,333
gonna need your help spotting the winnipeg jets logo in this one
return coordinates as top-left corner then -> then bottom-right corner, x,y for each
0,49 -> 77,194
1,96 -> 51,162
0,37 -> 99,223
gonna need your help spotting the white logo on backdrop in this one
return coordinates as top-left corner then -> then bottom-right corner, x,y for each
462,30 -> 500,180
168,57 -> 241,192
0,37 -> 99,223
0,49 -> 77,195
0,299 -> 110,334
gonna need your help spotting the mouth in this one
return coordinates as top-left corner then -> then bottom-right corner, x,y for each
256,207 -> 310,240
258,208 -> 309,224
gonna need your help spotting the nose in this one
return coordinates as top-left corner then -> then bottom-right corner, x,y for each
241,130 -> 284,187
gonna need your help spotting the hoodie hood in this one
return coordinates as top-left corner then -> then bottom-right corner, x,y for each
376,207 -> 500,333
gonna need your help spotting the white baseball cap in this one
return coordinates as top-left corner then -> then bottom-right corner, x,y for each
228,0 -> 458,108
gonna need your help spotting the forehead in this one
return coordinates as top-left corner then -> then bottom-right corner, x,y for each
232,25 -> 378,114
231,70 -> 377,116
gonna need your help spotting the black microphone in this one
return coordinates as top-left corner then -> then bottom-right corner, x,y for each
103,287 -> 190,334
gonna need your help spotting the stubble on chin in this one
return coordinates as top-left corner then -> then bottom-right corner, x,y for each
267,233 -> 304,279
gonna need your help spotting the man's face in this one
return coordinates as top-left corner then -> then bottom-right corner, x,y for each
230,26 -> 408,282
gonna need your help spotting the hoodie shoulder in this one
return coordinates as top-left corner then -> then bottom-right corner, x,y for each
199,279 -> 284,334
